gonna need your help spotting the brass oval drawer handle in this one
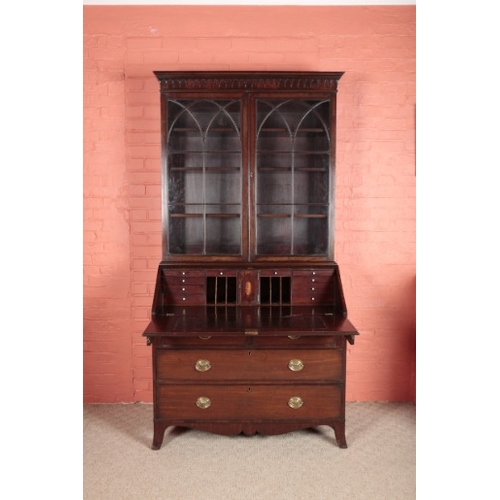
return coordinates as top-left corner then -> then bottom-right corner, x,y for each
288,359 -> 304,372
288,396 -> 304,409
196,397 -> 212,409
195,359 -> 212,372
287,335 -> 301,339
198,335 -> 212,340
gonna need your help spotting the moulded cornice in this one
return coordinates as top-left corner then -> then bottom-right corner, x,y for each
154,71 -> 344,92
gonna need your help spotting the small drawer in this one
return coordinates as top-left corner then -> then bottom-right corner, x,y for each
158,336 -> 247,348
252,336 -> 340,348
292,270 -> 334,278
292,294 -> 333,305
164,283 -> 205,295
292,279 -> 330,292
292,277 -> 331,287
162,269 -> 206,278
259,269 -> 292,277
163,276 -> 205,286
163,293 -> 206,306
208,270 -> 238,277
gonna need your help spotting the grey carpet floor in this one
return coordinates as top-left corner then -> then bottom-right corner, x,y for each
83,402 -> 415,500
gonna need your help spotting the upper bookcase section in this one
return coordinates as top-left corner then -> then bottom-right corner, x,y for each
154,71 -> 344,263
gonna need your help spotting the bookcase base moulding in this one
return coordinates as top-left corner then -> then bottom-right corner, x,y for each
142,72 -> 359,450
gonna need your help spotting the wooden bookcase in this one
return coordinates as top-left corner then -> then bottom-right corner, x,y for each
143,72 -> 358,449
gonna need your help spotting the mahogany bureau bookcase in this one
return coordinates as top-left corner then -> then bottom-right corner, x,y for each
142,71 -> 359,450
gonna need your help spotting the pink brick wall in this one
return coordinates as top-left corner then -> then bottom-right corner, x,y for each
83,5 -> 416,403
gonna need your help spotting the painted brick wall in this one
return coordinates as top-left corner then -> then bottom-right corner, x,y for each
83,5 -> 416,403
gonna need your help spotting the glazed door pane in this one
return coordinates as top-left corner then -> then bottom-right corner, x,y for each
255,99 -> 331,256
166,99 -> 242,255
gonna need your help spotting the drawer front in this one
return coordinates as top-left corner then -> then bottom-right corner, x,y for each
163,270 -> 206,278
163,283 -> 206,305
158,335 -> 341,348
163,284 -> 205,294
292,270 -> 334,278
259,269 -> 292,277
251,336 -> 340,348
292,294 -> 331,305
162,292 -> 206,305
158,336 -> 246,347
157,384 -> 342,420
156,349 -> 342,381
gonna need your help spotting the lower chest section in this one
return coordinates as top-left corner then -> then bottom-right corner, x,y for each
152,342 -> 346,421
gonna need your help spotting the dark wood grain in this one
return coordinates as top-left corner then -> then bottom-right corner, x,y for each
144,71 -> 357,450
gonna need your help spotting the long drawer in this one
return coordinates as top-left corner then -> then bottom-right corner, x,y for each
156,349 -> 342,381
157,335 -> 342,348
157,384 -> 342,420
